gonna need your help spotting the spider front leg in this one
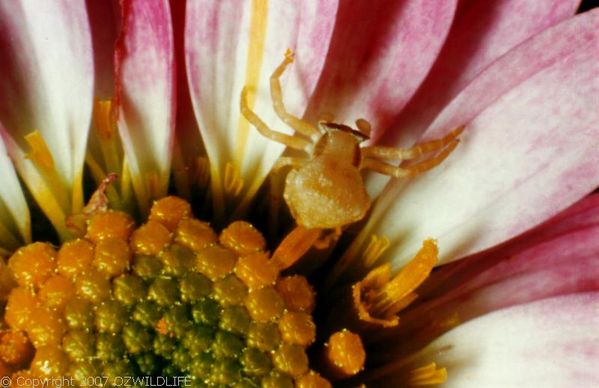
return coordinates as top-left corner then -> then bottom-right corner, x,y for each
361,126 -> 464,160
240,87 -> 313,153
270,51 -> 322,141
360,126 -> 464,178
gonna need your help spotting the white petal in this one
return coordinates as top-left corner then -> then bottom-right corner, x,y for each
408,293 -> 599,388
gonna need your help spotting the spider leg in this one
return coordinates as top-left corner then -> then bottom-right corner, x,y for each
240,87 -> 313,153
270,51 -> 322,141
272,225 -> 323,270
361,138 -> 460,178
362,126 -> 464,161
272,156 -> 306,172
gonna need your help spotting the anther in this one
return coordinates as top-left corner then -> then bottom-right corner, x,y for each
224,162 -> 244,197
324,330 -> 366,379
408,362 -> 448,386
363,234 -> 390,267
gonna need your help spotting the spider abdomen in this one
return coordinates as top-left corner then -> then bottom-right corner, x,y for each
284,156 -> 371,229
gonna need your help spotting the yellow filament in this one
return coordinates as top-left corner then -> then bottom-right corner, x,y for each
195,156 -> 210,187
408,362 -> 448,386
93,100 -> 115,140
363,235 -> 390,267
224,162 -> 244,197
92,99 -> 121,177
25,131 -> 54,170
235,0 -> 269,163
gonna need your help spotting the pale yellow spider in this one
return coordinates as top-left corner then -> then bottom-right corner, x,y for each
240,52 -> 463,270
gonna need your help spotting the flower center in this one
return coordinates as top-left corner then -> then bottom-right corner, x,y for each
1,197 -> 367,387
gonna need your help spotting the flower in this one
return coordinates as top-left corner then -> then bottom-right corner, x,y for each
0,0 -> 597,387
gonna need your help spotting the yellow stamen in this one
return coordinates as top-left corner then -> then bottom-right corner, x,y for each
363,234 -> 390,267
373,240 -> 437,314
195,156 -> 211,187
93,100 -> 115,141
408,362 -> 448,386
92,100 -> 122,177
353,240 -> 438,327
223,162 -> 244,197
24,131 -> 54,171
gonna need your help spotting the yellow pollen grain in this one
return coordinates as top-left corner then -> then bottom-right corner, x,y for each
30,345 -> 68,377
57,239 -> 94,280
213,275 -> 248,306
409,362 -> 448,386
278,311 -> 316,346
273,343 -> 309,377
27,311 -> 66,348
4,288 -> 40,331
220,220 -> 266,255
24,131 -> 54,170
324,330 -> 366,378
245,286 -> 285,322
86,211 -> 135,242
149,196 -> 192,231
296,371 -> 332,388
175,218 -> 218,251
8,242 -> 57,289
38,275 -> 75,311
234,252 -> 279,290
276,275 -> 315,313
130,220 -> 172,255
195,245 -> 238,281
0,331 -> 33,369
93,238 -> 131,277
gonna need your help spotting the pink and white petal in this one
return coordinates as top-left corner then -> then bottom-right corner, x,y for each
0,0 -> 94,213
115,0 -> 175,211
405,293 -> 599,388
306,0 -> 457,140
186,0 -> 338,210
0,130 -> 30,253
400,199 -> 599,334
380,0 -> 580,146
87,0 -> 119,99
355,10 -> 599,270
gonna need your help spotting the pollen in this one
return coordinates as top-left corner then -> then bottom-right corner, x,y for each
1,196 -> 333,386
324,329 -> 366,379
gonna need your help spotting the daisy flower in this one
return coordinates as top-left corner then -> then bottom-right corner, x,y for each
0,0 -> 597,387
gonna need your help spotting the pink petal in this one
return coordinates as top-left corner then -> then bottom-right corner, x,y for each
358,10 -> 599,269
306,0 -> 457,139
185,0 -> 338,209
87,0 -> 119,99
0,0 -> 93,201
115,0 -> 175,211
380,0 -> 579,146
402,195 -> 599,332
407,293 -> 599,388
